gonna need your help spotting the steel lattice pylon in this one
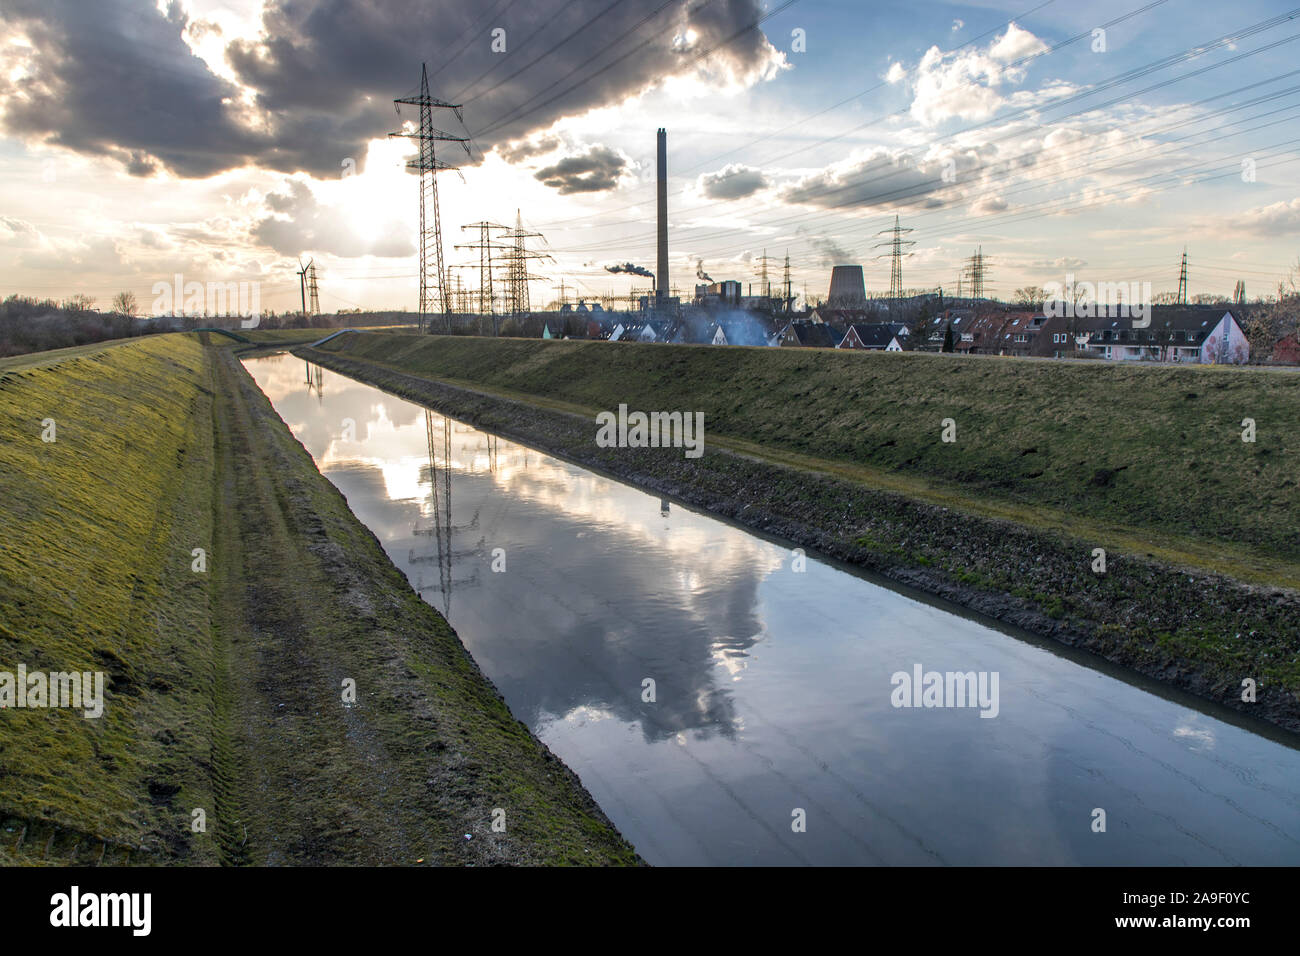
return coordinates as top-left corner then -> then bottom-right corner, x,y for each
391,64 -> 470,333
498,210 -> 551,321
874,215 -> 915,301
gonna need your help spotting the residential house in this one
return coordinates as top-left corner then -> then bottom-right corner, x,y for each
1080,308 -> 1250,363
919,310 -> 975,351
993,311 -> 1044,357
958,312 -> 1009,354
1029,313 -> 1076,358
837,323 -> 906,351
776,321 -> 842,348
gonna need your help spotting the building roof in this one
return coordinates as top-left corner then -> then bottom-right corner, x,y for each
782,321 -> 841,348
843,323 -> 901,348
811,307 -> 874,325
1081,307 -> 1241,346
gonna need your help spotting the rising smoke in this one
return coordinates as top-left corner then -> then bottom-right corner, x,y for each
605,262 -> 654,278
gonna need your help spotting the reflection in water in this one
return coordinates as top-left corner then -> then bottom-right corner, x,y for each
255,357 -> 1300,867
414,409 -> 482,615
304,359 -> 324,402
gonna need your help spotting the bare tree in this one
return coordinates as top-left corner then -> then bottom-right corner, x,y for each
112,291 -> 138,318
1013,286 -> 1044,307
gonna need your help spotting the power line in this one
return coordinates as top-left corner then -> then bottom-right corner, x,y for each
544,9 -> 1300,258
530,0 -> 1163,229
473,0 -> 803,139
390,63 -> 471,333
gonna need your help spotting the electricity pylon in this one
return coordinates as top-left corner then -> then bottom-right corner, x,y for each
755,249 -> 777,299
963,247 -> 987,301
391,63 -> 470,333
498,210 -> 552,319
874,215 -> 915,300
455,221 -> 509,333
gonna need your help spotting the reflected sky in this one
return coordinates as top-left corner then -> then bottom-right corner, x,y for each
246,354 -> 1300,866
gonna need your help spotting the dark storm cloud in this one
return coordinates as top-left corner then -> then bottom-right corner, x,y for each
0,0 -> 265,177
697,163 -> 767,200
0,0 -> 781,180
499,134 -> 563,164
534,145 -> 626,194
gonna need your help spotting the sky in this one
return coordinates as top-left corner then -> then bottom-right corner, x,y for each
1,0 -> 1299,314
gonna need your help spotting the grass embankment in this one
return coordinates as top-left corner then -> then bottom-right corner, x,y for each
0,333 -> 637,865
317,334 -> 1300,580
303,334 -> 1300,732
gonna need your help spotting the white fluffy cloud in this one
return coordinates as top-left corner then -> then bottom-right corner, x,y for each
1235,196 -> 1300,236
903,23 -> 1049,126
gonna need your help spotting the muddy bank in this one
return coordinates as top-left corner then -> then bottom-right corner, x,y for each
297,346 -> 1300,736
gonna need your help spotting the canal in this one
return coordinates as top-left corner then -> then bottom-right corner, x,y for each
245,352 -> 1300,866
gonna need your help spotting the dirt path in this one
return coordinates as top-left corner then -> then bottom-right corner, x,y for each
205,349 -> 637,865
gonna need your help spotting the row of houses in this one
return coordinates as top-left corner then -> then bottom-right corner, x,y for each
540,306 -> 1267,364
798,306 -> 1255,364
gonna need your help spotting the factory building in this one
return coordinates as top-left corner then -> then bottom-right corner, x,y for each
693,280 -> 743,307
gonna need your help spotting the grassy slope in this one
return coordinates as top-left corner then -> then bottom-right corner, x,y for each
0,335 -> 220,863
0,334 -> 636,865
320,334 -> 1300,587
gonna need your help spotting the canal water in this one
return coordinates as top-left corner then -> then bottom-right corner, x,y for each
245,353 -> 1300,866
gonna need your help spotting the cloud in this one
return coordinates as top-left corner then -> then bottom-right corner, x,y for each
989,23 -> 1049,63
0,0 -> 783,180
18,234 -> 124,273
970,195 -> 1008,214
252,179 -> 414,257
1030,256 -> 1088,270
0,0 -> 263,178
900,23 -> 1049,126
1235,196 -> 1300,237
697,163 -> 768,200
781,148 -> 957,211
534,145 -> 628,194
0,216 -> 38,242
499,134 -> 563,164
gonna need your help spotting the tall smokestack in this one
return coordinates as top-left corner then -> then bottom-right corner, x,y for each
657,127 -> 668,308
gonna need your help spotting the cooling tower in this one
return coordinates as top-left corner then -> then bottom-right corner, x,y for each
828,265 -> 866,307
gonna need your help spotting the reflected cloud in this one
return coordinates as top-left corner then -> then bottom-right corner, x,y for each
248,356 -> 779,743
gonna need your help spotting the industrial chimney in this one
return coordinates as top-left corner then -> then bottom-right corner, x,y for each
656,128 -> 668,309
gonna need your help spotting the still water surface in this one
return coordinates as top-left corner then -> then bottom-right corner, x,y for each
246,353 -> 1300,866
